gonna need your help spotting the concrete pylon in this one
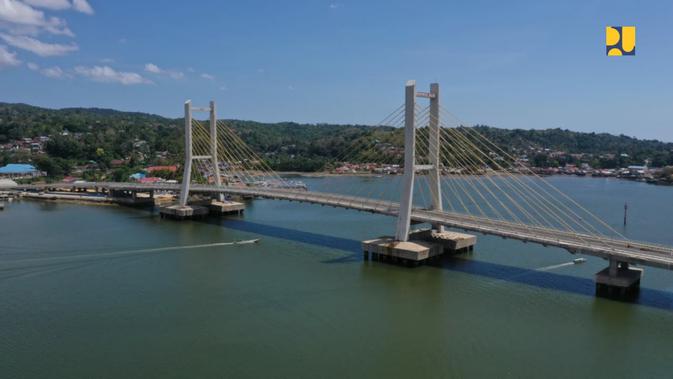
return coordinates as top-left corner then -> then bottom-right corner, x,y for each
209,101 -> 224,201
428,83 -> 444,232
178,100 -> 193,206
395,80 -> 416,242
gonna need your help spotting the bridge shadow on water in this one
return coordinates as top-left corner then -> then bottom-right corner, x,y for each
202,217 -> 673,312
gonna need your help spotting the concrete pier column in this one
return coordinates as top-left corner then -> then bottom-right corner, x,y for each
428,82 -> 444,233
210,101 -> 224,202
395,80 -> 416,242
179,100 -> 193,207
596,257 -> 642,299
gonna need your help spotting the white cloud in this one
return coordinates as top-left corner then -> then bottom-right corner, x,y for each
0,0 -> 49,25
23,0 -> 71,10
26,60 -> 67,78
329,3 -> 341,9
72,0 -> 93,14
219,85 -> 227,91
41,65 -> 63,78
144,62 -> 160,73
0,44 -> 20,67
23,0 -> 94,14
145,62 -> 184,79
74,65 -> 152,85
168,71 -> 184,80
100,57 -> 113,63
0,0 -> 74,36
201,73 -> 214,80
0,33 -> 77,56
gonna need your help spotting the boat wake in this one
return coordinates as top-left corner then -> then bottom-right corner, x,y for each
0,239 -> 260,267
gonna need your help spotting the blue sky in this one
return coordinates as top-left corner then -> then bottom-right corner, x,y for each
1,0 -> 672,140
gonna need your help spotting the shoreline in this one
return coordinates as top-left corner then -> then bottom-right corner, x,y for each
277,171 -> 673,185
13,192 -> 160,207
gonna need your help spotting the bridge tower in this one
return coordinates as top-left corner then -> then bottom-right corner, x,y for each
363,80 -> 475,264
395,81 -> 444,241
178,100 -> 223,207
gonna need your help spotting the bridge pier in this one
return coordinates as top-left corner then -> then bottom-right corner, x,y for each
208,199 -> 245,216
595,258 -> 642,299
362,228 -> 476,267
159,204 -> 210,220
159,198 -> 244,220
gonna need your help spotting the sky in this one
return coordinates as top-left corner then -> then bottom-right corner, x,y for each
1,0 -> 672,140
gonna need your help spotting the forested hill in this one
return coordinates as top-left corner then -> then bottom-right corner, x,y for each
1,102 -> 672,174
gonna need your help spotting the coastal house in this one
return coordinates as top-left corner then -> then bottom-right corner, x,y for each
146,165 -> 178,174
129,172 -> 146,181
138,177 -> 163,184
627,165 -> 647,175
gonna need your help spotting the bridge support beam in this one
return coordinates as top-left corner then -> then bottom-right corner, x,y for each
395,80 -> 416,242
178,100 -> 193,207
595,258 -> 642,299
428,82 -> 443,232
163,99 -> 245,221
209,101 -> 224,202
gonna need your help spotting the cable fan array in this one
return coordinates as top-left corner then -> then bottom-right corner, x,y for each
189,119 -> 305,190
184,103 -> 627,244
319,103 -> 628,242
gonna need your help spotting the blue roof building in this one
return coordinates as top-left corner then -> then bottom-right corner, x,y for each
129,172 -> 146,181
0,164 -> 40,178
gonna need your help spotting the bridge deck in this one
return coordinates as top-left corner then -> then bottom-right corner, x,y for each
15,182 -> 673,271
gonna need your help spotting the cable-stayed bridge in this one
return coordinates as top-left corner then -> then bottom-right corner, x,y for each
16,81 -> 673,297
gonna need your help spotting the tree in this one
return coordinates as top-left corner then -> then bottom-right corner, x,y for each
34,156 -> 70,178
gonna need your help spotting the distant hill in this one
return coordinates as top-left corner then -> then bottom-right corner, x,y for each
1,102 -> 672,174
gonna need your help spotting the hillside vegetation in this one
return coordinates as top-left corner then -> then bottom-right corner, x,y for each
1,102 -> 672,177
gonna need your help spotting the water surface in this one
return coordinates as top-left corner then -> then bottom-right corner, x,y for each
1,176 -> 673,378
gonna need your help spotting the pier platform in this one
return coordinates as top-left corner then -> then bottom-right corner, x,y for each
159,204 -> 209,220
409,229 -> 476,253
362,229 -> 476,266
209,200 -> 244,215
596,259 -> 642,299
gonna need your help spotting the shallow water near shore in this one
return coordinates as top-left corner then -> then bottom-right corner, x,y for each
1,176 -> 673,378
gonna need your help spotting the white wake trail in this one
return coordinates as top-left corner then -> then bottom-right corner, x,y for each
0,240 -> 259,266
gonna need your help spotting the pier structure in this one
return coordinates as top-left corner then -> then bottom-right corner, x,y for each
595,258 -> 643,298
365,81 -> 477,266
159,100 -> 244,220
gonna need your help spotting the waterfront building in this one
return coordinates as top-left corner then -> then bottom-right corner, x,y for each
0,164 -> 43,179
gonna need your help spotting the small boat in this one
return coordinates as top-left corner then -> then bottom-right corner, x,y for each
233,238 -> 260,245
0,202 -> 5,211
573,258 -> 586,264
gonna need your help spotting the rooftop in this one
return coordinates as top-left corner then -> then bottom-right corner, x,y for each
0,164 -> 38,174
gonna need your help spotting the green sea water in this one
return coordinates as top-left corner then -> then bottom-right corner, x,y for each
1,176 -> 673,378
